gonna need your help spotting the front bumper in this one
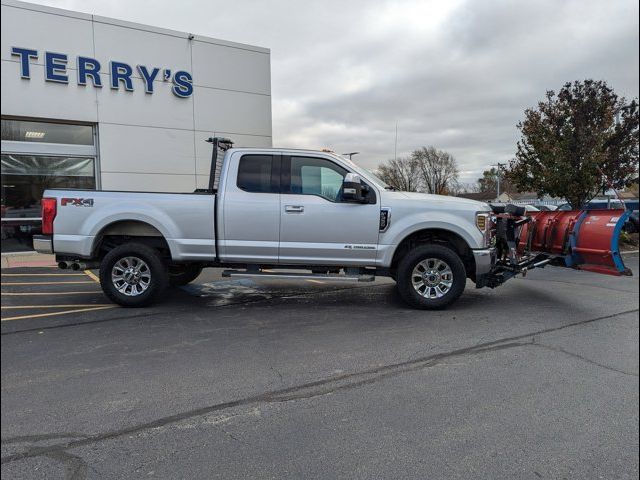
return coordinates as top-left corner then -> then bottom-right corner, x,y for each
33,235 -> 53,254
473,247 -> 495,277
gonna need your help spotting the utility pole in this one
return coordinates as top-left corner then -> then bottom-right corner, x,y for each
394,122 -> 398,162
491,163 -> 506,201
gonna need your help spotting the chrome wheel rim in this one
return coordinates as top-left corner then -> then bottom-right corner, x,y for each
411,258 -> 453,299
111,256 -> 151,296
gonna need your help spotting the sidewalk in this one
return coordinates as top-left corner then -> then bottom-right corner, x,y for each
1,251 -> 56,269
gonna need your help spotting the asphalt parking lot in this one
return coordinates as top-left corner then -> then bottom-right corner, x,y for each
1,255 -> 639,479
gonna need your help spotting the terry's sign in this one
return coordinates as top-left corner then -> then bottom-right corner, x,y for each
11,47 -> 193,98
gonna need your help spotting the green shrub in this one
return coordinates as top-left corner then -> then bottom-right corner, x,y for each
619,230 -> 632,245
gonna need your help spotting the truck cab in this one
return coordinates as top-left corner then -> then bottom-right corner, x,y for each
216,148 -> 490,269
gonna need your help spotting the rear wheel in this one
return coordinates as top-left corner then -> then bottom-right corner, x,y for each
99,243 -> 168,307
396,244 -> 466,309
169,264 -> 203,286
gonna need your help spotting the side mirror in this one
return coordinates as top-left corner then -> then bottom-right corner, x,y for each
342,173 -> 366,203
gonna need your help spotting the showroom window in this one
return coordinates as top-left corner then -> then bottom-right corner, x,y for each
1,118 -> 98,252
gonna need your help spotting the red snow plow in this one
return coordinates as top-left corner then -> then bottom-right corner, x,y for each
476,204 -> 632,288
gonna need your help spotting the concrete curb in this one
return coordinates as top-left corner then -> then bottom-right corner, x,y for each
1,252 -> 56,269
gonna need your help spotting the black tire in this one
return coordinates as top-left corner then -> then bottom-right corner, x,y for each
99,243 -> 168,307
169,264 -> 203,286
396,244 -> 466,310
623,219 -> 638,234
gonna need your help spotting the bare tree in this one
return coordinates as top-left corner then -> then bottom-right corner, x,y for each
376,156 -> 421,192
413,146 -> 459,195
459,182 -> 481,193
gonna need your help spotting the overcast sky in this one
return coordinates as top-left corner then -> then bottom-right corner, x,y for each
37,0 -> 640,182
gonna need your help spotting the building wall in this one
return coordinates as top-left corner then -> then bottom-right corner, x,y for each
1,0 -> 272,192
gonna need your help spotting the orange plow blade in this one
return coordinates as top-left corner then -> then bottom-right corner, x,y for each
518,209 -> 632,276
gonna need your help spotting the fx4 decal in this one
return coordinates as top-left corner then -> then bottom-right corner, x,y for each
61,198 -> 94,207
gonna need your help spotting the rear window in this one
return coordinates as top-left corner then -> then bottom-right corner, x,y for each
237,155 -> 273,193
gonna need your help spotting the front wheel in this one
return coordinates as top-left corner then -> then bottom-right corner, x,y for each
396,244 -> 466,309
99,243 -> 168,307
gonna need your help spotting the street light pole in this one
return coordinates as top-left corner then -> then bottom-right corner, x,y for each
491,163 -> 506,201
394,122 -> 398,162
342,152 -> 360,160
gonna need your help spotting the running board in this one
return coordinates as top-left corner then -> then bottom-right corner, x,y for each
222,270 -> 375,282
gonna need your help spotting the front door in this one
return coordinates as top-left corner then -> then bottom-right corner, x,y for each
279,155 -> 380,265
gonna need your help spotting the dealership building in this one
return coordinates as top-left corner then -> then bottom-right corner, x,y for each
1,0 -> 272,251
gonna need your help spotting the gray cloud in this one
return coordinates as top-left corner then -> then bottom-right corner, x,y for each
39,0 -> 639,182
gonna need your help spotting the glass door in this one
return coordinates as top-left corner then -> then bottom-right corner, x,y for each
1,118 -> 98,252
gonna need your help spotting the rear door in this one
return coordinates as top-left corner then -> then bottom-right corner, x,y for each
278,154 -> 380,265
220,153 -> 281,263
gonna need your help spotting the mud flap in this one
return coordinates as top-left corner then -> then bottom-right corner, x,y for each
519,209 -> 632,276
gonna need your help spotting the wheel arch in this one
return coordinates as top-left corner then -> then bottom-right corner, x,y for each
92,220 -> 172,260
389,228 -> 476,279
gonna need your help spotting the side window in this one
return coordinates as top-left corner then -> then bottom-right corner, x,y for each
237,155 -> 273,193
290,156 -> 347,202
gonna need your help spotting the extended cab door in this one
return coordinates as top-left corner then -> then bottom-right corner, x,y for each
220,153 -> 281,263
278,155 -> 380,265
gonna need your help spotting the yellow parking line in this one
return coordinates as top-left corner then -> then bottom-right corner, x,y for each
84,270 -> 100,283
2,281 -> 95,286
1,304 -> 113,309
1,273 -> 87,277
2,291 -> 102,296
1,305 -> 116,322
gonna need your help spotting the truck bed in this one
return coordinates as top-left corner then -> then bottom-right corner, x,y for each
44,189 -> 217,261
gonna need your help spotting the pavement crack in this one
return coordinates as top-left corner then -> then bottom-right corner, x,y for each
531,343 -> 639,377
2,307 -> 637,467
270,365 -> 285,385
46,449 -> 88,480
215,425 -> 249,447
1,433 -> 90,444
266,341 -> 530,403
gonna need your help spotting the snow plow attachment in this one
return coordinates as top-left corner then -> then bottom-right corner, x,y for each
478,205 -> 632,289
518,208 -> 632,276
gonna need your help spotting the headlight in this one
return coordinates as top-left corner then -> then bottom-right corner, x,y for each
475,212 -> 493,247
476,213 -> 488,231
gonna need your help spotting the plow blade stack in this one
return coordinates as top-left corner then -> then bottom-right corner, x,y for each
518,209 -> 632,276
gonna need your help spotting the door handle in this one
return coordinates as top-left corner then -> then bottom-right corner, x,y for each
285,205 -> 304,213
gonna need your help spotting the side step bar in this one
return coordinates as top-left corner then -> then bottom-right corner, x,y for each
222,270 -> 375,282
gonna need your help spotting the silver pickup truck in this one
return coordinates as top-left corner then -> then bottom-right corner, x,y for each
35,139 -> 631,309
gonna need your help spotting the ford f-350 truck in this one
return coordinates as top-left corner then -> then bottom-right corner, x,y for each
34,138 -> 632,309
